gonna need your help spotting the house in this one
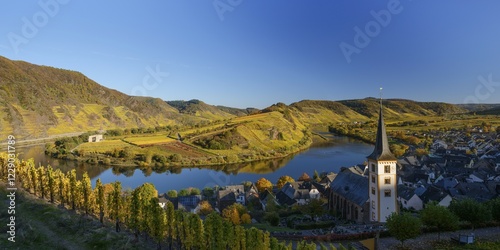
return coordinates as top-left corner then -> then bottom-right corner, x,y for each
276,182 -> 310,206
451,182 -> 495,202
398,185 -> 423,211
468,171 -> 488,183
179,195 -> 202,212
216,185 -> 245,212
158,196 -> 170,209
400,172 -> 430,188
329,169 -> 369,223
419,185 -> 452,207
88,134 -> 104,142
166,195 -> 202,213
259,189 -> 277,211
432,140 -> 448,150
435,177 -> 458,191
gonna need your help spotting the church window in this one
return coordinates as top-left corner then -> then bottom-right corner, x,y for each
384,165 -> 391,173
384,190 -> 391,197
371,187 -> 375,195
371,164 -> 375,172
371,175 -> 375,183
385,177 -> 391,184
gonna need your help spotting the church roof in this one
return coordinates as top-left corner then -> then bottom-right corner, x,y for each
367,106 -> 397,161
329,171 -> 369,207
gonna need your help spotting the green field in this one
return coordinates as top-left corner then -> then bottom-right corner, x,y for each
76,140 -> 131,153
123,135 -> 176,146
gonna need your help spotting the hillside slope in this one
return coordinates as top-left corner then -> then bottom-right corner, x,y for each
0,56 -> 233,139
0,56 -> 480,142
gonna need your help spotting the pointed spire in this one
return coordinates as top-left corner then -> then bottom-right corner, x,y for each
367,97 -> 397,161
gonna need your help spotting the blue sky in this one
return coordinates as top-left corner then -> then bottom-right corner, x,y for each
1,0 -> 500,109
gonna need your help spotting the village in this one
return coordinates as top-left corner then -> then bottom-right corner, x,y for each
154,112 -> 500,242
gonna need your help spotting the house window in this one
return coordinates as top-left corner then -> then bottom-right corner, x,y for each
371,187 -> 375,195
384,165 -> 391,173
371,164 -> 375,172
384,190 -> 391,197
371,175 -> 376,183
385,177 -> 391,184
372,200 -> 375,208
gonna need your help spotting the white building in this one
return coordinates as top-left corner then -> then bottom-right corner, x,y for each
367,104 -> 398,223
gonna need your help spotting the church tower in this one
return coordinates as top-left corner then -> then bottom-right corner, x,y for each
367,100 -> 398,223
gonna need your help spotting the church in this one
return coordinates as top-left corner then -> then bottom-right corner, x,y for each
329,101 -> 399,223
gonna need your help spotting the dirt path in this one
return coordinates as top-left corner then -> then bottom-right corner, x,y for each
378,227 -> 500,249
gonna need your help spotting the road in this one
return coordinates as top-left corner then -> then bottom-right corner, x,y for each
0,132 -> 86,148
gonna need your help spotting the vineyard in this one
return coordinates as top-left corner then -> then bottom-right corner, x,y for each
0,153 -> 309,249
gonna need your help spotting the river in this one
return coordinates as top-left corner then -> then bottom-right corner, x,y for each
15,135 -> 373,193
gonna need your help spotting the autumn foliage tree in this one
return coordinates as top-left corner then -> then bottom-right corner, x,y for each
276,175 -> 295,189
256,177 -> 273,192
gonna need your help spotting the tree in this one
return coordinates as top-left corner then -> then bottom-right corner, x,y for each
129,188 -> 142,240
46,166 -> 56,203
241,213 -> 251,224
386,212 -> 421,248
256,177 -> 273,192
488,198 -> 500,222
421,203 -> 459,240
136,183 -> 158,237
313,170 -> 321,182
189,213 -> 205,249
29,164 -> 37,196
165,201 -> 176,249
95,178 -> 105,223
276,175 -> 295,189
298,172 -> 311,182
38,167 -> 46,199
190,187 -> 201,195
148,197 -> 166,250
449,198 -> 491,230
223,205 -> 241,225
166,189 -> 178,198
82,172 -> 92,214
58,171 -> 66,206
68,169 -> 77,210
198,200 -> 214,216
179,189 -> 190,197
110,181 -> 122,232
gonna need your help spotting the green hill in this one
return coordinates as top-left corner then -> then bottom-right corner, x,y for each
0,55 -> 480,144
0,56 -> 234,140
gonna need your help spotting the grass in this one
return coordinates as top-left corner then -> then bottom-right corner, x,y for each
76,140 -> 131,153
123,135 -> 176,146
431,239 -> 500,250
0,183 -> 155,249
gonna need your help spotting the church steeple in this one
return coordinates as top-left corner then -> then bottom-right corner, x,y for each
367,99 -> 396,161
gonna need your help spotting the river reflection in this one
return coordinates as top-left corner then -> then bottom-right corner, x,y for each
15,136 -> 373,192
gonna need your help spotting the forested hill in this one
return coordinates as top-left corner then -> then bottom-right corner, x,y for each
0,56 -> 234,139
0,56 -> 495,140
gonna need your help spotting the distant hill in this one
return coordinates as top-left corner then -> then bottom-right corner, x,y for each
166,99 -> 244,120
457,104 -> 500,113
261,98 -> 469,126
1,56 -> 494,141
